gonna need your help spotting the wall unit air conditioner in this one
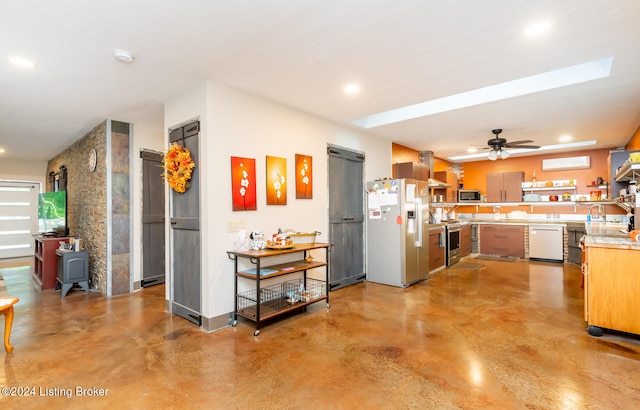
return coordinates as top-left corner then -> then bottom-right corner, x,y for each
542,156 -> 590,171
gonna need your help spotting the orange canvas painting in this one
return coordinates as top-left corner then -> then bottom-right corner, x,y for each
295,154 -> 312,199
266,156 -> 287,205
231,156 -> 257,211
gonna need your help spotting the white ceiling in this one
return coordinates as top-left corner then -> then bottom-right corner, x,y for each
2,0 -> 640,162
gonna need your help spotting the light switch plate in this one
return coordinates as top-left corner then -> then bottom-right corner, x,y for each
227,220 -> 246,232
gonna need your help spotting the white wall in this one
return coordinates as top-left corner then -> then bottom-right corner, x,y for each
0,159 -> 47,188
165,80 -> 391,325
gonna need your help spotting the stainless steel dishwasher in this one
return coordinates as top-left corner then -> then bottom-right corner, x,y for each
529,224 -> 564,262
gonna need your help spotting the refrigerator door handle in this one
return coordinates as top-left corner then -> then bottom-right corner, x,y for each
414,198 -> 423,247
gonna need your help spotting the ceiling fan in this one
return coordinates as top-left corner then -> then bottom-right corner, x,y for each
486,129 -> 540,160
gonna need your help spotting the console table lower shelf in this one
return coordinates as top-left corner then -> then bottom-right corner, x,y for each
236,277 -> 327,323
227,243 -> 331,336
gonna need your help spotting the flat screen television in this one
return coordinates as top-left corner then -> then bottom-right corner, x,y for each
38,190 -> 68,236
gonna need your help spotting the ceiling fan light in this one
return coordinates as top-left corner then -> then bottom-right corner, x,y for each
501,150 -> 510,159
488,150 -> 498,161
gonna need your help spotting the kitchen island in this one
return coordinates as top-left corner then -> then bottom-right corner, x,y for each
583,233 -> 640,336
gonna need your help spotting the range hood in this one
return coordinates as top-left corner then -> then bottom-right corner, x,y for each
420,150 -> 450,188
427,178 -> 451,188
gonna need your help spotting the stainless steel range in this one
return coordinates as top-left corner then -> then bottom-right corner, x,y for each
446,221 -> 461,266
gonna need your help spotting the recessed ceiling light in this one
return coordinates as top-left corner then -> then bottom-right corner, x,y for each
9,56 -> 34,68
351,57 -> 613,129
559,135 -> 572,142
344,84 -> 360,94
525,21 -> 551,37
113,49 -> 134,63
467,147 -> 477,153
0,148 -> 5,154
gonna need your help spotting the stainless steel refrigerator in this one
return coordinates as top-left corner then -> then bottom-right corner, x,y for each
366,178 -> 430,287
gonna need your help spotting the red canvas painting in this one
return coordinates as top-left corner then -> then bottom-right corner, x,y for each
295,154 -> 312,199
231,156 -> 257,211
266,156 -> 287,205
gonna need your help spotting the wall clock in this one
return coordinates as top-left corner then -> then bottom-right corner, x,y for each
88,149 -> 97,171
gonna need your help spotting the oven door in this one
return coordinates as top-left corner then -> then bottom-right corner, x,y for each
447,228 -> 461,266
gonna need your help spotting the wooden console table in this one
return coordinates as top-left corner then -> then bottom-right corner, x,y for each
227,243 -> 331,336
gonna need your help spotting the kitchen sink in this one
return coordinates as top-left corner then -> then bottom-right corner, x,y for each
584,222 -> 629,237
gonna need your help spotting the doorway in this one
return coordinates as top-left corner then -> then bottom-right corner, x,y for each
326,145 -> 365,290
140,150 -> 165,287
0,181 -> 39,259
168,120 -> 201,326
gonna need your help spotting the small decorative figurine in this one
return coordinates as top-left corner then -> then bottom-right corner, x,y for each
250,231 -> 266,250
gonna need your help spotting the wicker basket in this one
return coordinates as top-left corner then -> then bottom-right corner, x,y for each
289,231 -> 319,245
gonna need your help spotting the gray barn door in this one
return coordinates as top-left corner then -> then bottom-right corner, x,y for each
327,146 -> 365,290
169,121 -> 201,325
141,150 -> 165,287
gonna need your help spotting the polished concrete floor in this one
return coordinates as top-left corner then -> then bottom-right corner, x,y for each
1,257 -> 639,409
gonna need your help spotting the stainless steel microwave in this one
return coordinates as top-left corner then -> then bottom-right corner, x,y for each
458,189 -> 482,202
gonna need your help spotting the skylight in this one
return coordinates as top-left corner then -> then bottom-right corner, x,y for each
350,57 -> 614,129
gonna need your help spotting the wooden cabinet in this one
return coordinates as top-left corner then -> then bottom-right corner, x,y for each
479,224 -> 524,257
394,162 -> 429,181
34,237 -> 69,290
584,243 -> 640,335
428,227 -> 446,272
227,243 -> 331,336
460,224 -> 472,257
486,172 -> 523,202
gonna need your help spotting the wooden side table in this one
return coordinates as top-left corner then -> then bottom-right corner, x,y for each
0,297 -> 19,353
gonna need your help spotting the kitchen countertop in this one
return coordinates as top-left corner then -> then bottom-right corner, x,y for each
427,219 -> 640,248
454,219 -> 583,225
584,234 -> 640,250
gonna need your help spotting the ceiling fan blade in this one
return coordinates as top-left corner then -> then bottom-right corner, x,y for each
505,144 -> 541,149
504,140 -> 534,145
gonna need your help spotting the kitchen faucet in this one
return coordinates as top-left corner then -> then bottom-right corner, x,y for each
587,204 -> 606,221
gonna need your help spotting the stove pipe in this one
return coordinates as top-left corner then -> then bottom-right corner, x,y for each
420,150 -> 449,188
419,151 -> 434,178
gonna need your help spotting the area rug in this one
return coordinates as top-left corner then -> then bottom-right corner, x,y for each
475,255 -> 519,262
452,262 -> 484,271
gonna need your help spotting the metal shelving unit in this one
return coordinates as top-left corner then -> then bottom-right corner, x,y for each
454,200 -> 617,213
615,161 -> 640,182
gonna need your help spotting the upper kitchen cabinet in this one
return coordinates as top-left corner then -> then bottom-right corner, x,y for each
394,162 -> 429,181
486,172 -> 524,202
